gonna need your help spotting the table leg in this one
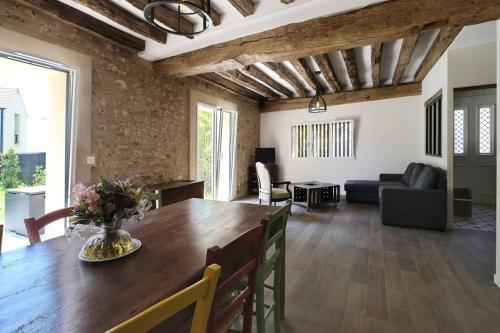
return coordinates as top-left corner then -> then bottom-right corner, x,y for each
306,189 -> 311,212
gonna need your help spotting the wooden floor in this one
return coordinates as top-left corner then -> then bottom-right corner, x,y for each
238,197 -> 500,333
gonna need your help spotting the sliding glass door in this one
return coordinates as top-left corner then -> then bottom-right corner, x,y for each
196,103 -> 237,201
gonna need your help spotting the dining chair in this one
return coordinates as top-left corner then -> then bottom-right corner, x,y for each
255,162 -> 292,210
146,190 -> 162,209
106,264 -> 221,333
254,200 -> 292,333
24,207 -> 74,245
206,223 -> 266,333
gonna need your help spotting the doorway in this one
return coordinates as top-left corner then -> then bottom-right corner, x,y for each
196,103 -> 237,201
0,51 -> 74,251
453,85 -> 496,232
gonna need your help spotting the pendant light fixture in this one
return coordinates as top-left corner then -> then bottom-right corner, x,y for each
144,0 -> 212,37
308,71 -> 327,113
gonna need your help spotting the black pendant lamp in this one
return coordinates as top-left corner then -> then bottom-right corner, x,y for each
308,71 -> 327,113
144,0 -> 212,37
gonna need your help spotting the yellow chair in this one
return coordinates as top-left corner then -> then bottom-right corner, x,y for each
107,264 -> 221,333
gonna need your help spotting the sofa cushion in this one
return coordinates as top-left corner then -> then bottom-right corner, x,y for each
413,166 -> 438,189
408,163 -> 425,187
401,163 -> 417,185
344,180 -> 380,193
435,170 -> 447,190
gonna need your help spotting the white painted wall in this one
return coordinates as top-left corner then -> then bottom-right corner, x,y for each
2,94 -> 28,153
260,96 -> 422,191
496,19 -> 500,288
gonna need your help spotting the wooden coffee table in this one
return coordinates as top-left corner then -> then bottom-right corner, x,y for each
292,181 -> 340,211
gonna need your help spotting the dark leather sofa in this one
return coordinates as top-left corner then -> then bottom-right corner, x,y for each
344,163 -> 447,231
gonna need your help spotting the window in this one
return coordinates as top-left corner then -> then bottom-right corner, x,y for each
478,105 -> 495,155
291,120 -> 355,159
311,123 -> 330,158
332,120 -> 354,158
14,113 -> 20,144
453,108 -> 466,155
425,92 -> 442,156
291,124 -> 308,158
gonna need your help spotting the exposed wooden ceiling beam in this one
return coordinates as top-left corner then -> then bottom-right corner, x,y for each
415,26 -> 463,82
227,0 -> 255,17
217,71 -> 279,99
393,34 -> 419,85
242,65 -> 294,97
261,83 -> 422,112
125,0 -> 194,38
341,49 -> 360,90
288,58 -> 319,93
198,73 -> 265,101
313,54 -> 342,92
71,0 -> 166,43
153,0 -> 499,77
18,0 -> 145,51
191,0 -> 222,26
371,43 -> 382,88
262,62 -> 308,97
281,0 -> 295,3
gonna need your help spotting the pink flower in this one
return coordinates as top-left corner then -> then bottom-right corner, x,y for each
72,183 -> 87,197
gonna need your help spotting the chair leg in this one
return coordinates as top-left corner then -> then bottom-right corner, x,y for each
255,273 -> 266,333
259,199 -> 262,205
273,258 -> 282,333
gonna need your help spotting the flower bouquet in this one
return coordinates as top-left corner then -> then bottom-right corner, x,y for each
66,177 -> 151,262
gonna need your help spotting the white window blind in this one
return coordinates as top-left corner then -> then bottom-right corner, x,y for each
291,124 -> 308,158
311,123 -> 330,158
332,120 -> 354,158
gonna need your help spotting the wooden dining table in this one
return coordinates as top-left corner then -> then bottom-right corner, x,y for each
0,199 -> 280,333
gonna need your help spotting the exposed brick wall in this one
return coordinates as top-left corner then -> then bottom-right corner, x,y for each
0,1 -> 259,198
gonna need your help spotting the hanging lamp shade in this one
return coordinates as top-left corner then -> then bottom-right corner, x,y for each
144,0 -> 212,37
308,71 -> 327,113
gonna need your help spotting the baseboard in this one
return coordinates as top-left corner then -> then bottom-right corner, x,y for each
495,274 -> 500,288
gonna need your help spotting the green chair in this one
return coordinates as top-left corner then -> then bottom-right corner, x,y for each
146,191 -> 162,209
255,199 -> 291,333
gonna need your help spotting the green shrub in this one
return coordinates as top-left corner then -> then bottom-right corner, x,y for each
0,147 -> 22,189
32,165 -> 46,186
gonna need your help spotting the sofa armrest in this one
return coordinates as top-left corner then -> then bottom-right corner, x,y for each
379,174 -> 403,181
380,187 -> 447,231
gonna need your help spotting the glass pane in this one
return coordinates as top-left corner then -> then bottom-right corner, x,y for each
197,107 -> 213,199
454,108 -> 465,155
479,106 -> 492,154
216,112 -> 233,201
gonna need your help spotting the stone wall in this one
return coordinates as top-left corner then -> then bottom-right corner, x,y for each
0,1 -> 259,198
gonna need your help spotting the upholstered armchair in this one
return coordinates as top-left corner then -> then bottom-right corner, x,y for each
255,162 -> 292,207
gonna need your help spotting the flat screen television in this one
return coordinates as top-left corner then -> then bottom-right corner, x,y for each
255,148 -> 275,164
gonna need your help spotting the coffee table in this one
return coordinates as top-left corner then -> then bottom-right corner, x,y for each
292,181 -> 340,211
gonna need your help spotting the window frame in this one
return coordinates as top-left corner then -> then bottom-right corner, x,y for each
453,106 -> 468,157
332,119 -> 355,159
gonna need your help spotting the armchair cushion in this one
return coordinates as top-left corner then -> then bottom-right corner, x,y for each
272,188 -> 290,199
413,166 -> 438,189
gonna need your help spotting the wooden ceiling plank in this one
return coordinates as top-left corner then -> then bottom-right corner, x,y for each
227,0 -> 255,17
198,73 -> 265,101
393,34 -> 419,85
371,43 -> 382,88
243,65 -> 294,97
281,0 -> 295,3
415,26 -> 463,82
262,62 -> 308,97
153,0 -> 499,77
191,0 -> 222,26
261,83 -> 422,112
313,54 -> 342,92
288,58 -> 318,93
341,49 -> 360,90
19,0 -> 145,51
218,71 -> 279,99
72,0 -> 167,43
125,0 -> 194,38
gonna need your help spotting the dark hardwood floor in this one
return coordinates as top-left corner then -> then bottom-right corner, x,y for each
237,197 -> 500,333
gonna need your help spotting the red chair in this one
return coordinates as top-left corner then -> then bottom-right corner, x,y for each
206,223 -> 266,333
24,207 -> 74,245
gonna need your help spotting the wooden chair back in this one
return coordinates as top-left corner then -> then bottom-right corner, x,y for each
261,200 -> 291,271
24,207 -> 74,245
106,264 -> 221,333
206,223 -> 267,333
